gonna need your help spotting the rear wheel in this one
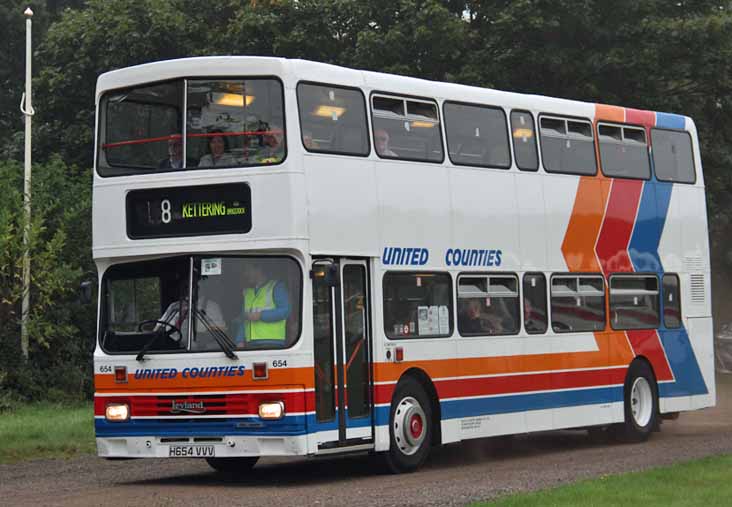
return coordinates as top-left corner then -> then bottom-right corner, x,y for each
612,361 -> 658,442
385,377 -> 433,473
205,457 -> 259,476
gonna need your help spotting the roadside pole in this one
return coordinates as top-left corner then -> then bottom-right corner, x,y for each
20,6 -> 35,360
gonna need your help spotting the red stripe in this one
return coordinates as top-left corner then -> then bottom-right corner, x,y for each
94,391 -> 309,417
373,367 -> 627,405
626,330 -> 674,381
596,179 -> 644,274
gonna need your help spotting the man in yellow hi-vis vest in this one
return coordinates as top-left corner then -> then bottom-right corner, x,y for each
236,263 -> 290,344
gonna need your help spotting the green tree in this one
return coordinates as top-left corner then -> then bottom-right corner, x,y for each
0,158 -> 93,404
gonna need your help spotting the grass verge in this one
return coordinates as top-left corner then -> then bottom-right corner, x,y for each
473,453 -> 732,507
0,402 -> 95,463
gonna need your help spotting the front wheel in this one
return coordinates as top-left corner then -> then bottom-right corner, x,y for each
385,377 -> 433,473
205,456 -> 259,476
612,361 -> 658,442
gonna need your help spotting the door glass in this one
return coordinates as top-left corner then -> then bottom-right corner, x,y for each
313,277 -> 336,422
343,265 -> 369,418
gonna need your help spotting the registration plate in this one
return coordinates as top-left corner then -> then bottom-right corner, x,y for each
168,445 -> 215,458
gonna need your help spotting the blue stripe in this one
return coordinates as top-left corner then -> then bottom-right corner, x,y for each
96,414 -> 308,437
657,328 -> 708,397
625,112 -> 707,398
440,387 -> 623,419
655,112 -> 686,130
375,386 -> 623,426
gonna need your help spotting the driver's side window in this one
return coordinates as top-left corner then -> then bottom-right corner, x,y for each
107,277 -> 161,333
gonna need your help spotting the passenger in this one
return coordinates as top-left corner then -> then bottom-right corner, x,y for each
235,263 -> 290,344
257,124 -> 285,163
302,129 -> 317,150
159,136 -> 183,169
460,299 -> 503,335
198,130 -> 236,167
374,128 -> 398,157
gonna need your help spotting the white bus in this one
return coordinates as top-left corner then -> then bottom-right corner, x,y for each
93,57 -> 714,473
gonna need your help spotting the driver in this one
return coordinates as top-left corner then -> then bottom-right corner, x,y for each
157,296 -> 225,343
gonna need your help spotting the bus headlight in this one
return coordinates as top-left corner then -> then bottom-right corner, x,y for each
105,403 -> 130,422
258,401 -> 285,420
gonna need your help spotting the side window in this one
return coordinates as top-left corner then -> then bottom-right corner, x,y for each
651,128 -> 695,183
383,272 -> 452,339
609,275 -> 660,330
296,83 -> 369,156
523,273 -> 548,334
540,116 -> 597,175
511,111 -> 539,171
663,274 -> 682,328
371,95 -> 444,162
551,275 -> 605,332
598,124 -> 651,179
443,102 -> 510,168
457,274 -> 519,336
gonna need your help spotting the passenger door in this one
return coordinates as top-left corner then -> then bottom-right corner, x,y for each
312,258 -> 373,451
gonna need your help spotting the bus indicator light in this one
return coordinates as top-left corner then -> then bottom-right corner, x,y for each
253,362 -> 268,380
114,366 -> 128,383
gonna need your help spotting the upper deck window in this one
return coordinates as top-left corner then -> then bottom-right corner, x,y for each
651,128 -> 695,184
511,111 -> 539,171
443,102 -> 510,169
296,83 -> 369,156
371,94 -> 444,163
598,124 -> 651,179
539,116 -> 597,175
98,78 -> 285,176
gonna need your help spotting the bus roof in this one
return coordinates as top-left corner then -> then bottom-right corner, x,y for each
95,56 -> 692,127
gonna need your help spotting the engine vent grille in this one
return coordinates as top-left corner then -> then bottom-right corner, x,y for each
690,273 -> 705,304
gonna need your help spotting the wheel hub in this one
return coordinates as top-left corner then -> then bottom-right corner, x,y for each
393,396 -> 427,455
630,377 -> 653,427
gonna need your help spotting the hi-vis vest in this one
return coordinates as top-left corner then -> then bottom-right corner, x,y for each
244,280 -> 286,341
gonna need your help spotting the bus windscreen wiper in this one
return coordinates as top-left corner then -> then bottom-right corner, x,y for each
193,309 -> 238,360
135,319 -> 181,361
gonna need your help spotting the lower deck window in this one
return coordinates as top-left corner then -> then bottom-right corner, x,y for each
609,275 -> 660,330
551,275 -> 605,332
383,272 -> 452,338
457,274 -> 519,336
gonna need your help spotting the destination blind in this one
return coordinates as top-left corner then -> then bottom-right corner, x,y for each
126,183 -> 251,238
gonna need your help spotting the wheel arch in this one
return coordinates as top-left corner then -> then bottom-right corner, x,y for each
397,367 -> 442,446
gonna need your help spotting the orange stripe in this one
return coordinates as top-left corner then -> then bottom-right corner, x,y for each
373,330 -> 634,383
95,366 -> 314,393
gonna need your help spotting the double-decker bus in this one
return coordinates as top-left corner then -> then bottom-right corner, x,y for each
93,57 -> 714,473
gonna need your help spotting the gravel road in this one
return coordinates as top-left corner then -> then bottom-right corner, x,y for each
2,374 -> 730,507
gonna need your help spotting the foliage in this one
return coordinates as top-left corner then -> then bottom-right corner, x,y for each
0,158 -> 94,402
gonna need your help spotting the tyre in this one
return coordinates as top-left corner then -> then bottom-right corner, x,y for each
384,376 -> 433,473
612,360 -> 658,443
205,456 -> 259,476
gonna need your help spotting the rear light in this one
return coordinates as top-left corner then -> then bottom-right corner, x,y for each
105,403 -> 130,422
253,362 -> 268,380
259,401 -> 285,420
114,366 -> 128,383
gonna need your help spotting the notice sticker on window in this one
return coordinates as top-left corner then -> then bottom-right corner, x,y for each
201,258 -> 222,276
